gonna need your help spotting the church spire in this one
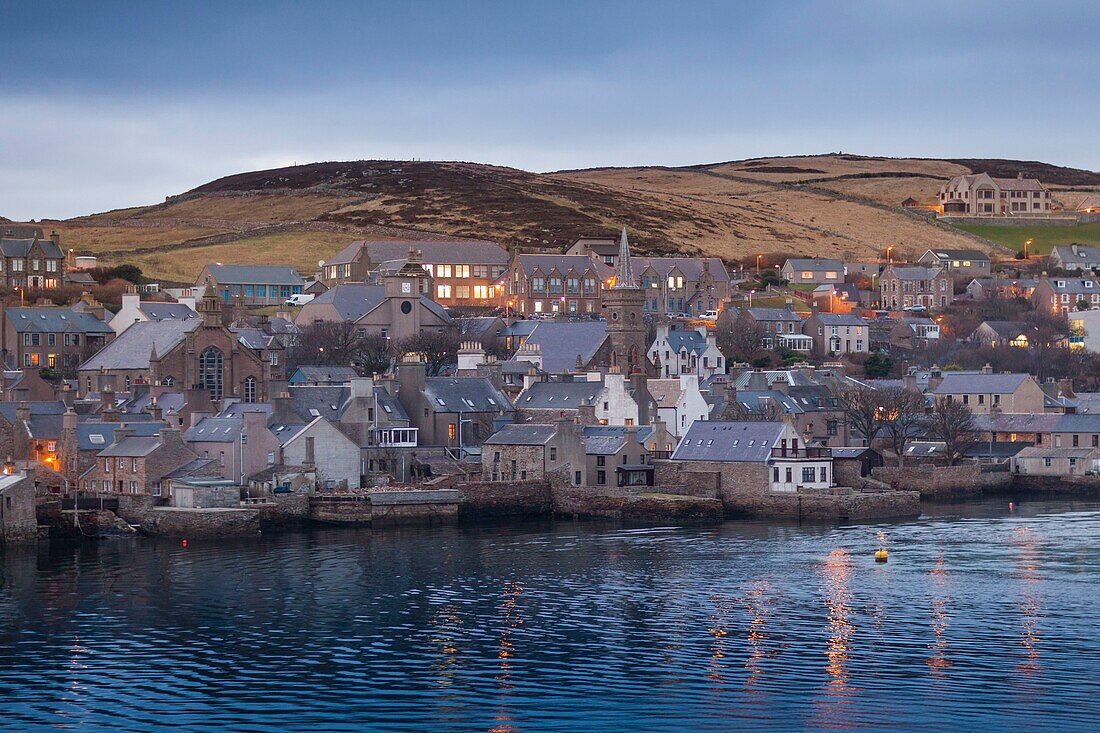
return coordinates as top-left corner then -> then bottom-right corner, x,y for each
613,227 -> 637,289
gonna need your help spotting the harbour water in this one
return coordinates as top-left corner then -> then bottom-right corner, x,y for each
1,498 -> 1098,731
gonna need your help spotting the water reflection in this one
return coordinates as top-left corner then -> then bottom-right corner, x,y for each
1012,527 -> 1042,680
739,580 -> 772,691
926,555 -> 952,676
490,581 -> 524,733
809,549 -> 857,731
706,593 -> 733,689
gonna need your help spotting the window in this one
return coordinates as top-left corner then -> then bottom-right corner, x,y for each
454,265 -> 470,278
596,470 -> 606,485
1044,457 -> 1052,468
437,284 -> 452,299
199,346 -> 224,402
597,455 -> 605,466
117,458 -> 126,470
132,458 -> 138,472
802,467 -> 816,483
162,375 -> 175,387
455,286 -> 470,299
575,471 -> 582,485
448,423 -> 456,440
244,376 -> 257,403
550,447 -> 557,461
473,285 -> 489,299
436,264 -> 453,278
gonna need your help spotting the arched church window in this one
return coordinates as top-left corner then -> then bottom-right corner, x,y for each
199,346 -> 224,403
244,376 -> 257,403
162,375 -> 175,387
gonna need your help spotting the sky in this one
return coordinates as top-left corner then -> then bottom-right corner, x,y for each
1,0 -> 1097,220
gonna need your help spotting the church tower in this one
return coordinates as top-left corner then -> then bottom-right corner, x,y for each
384,247 -> 431,341
602,228 -> 649,374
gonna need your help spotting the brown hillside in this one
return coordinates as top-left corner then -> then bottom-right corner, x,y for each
32,154 -> 1100,281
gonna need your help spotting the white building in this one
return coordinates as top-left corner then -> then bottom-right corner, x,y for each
648,375 -> 710,438
648,325 -> 724,378
109,290 -> 198,335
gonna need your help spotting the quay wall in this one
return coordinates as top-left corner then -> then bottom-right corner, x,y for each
872,464 -> 1012,498
458,480 -> 553,519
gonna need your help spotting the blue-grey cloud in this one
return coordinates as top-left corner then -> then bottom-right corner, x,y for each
1,0 -> 1096,219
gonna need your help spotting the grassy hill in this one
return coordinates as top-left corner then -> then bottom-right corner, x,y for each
22,154 -> 1100,282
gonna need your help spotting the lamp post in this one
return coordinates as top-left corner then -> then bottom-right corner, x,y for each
756,254 -> 762,276
748,289 -> 755,308
886,246 -> 894,264
1024,238 -> 1033,259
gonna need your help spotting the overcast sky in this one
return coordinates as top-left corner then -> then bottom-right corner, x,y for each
2,0 -> 1096,220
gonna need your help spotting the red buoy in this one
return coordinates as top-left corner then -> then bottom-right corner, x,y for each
181,539 -> 188,548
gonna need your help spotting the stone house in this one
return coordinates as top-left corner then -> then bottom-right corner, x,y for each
59,415 -> 164,487
582,425 -> 655,489
482,420 -> 582,483
803,312 -> 869,357
0,232 -> 66,289
648,325 -> 724,378
888,317 -> 941,351
728,306 -> 811,352
928,369 -> 1047,414
396,359 -> 513,451
965,278 -> 1038,301
917,249 -> 992,281
273,416 -> 361,490
183,408 -> 278,484
0,471 -> 37,543
196,264 -> 305,307
635,256 -> 730,316
781,258 -> 844,285
2,368 -> 57,403
648,376 -> 709,438
1,306 -> 114,372
879,265 -> 952,310
320,239 -> 509,307
1043,414 -> 1100,452
515,372 -> 655,428
78,288 -> 279,404
938,172 -> 1052,216
81,427 -> 200,498
505,253 -> 611,316
671,420 -> 833,492
1031,276 -> 1100,316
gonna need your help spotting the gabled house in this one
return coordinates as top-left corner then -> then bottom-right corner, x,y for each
803,312 -> 869,357
183,409 -> 278,484
109,290 -> 197,335
965,277 -> 1038,301
270,416 -> 361,490
1031,276 -> 1100,315
929,369 -> 1046,414
968,321 -> 1037,348
918,249 -> 991,280
0,233 -> 65,289
505,254 -> 611,316
515,372 -> 654,428
634,256 -> 730,316
648,376 -> 709,438
939,172 -> 1052,216
735,306 -> 811,352
397,359 -> 513,452
649,325 -> 724,378
879,265 -> 951,310
1050,244 -> 1100,272
781,258 -> 844,285
80,427 -> 200,498
1,306 -> 114,372
671,421 -> 833,492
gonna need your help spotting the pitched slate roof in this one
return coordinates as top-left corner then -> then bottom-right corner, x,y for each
730,390 -> 802,415
1044,278 -> 1100,294
424,377 -> 512,413
205,264 -> 304,286
0,401 -> 67,425
1051,413 -> 1100,432
0,237 -> 63,259
331,239 -> 509,266
523,322 -> 608,374
484,423 -> 557,446
671,421 -> 786,462
785,258 -> 843,272
633,257 -> 730,282
814,313 -> 868,326
286,386 -> 351,422
888,266 -> 942,280
375,387 -> 409,421
517,379 -> 602,409
138,303 -> 197,321
79,319 -> 196,371
76,421 -> 164,450
98,436 -> 162,457
582,425 -> 654,455
289,366 -> 358,384
183,416 -> 244,443
931,372 -> 1032,395
746,307 -> 803,322
661,329 -> 709,356
516,254 -> 611,278
924,249 -> 989,261
302,283 -> 386,321
5,307 -> 113,334
648,379 -> 684,406
974,321 -> 1034,341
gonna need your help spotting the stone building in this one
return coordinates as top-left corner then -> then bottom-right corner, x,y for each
272,416 -> 361,490
1031,276 -> 1100,316
803,312 -> 869,358
602,230 -> 650,375
938,172 -> 1052,216
0,232 -> 66,289
917,249 -> 991,281
183,409 -> 278,484
0,471 -> 37,543
396,358 -> 513,451
928,369 -> 1046,414
504,253 -> 611,316
879,265 -> 952,310
81,427 -> 200,497
321,239 -> 509,307
78,286 -> 280,404
1,305 -> 114,372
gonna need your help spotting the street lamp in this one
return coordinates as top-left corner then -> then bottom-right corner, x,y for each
756,254 -> 763,275
749,289 -> 755,308
886,246 -> 894,264
1024,238 -> 1033,259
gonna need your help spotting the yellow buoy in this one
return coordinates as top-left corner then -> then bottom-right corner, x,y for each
874,549 -> 888,563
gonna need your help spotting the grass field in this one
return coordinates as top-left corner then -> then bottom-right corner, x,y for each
951,223 -> 1100,256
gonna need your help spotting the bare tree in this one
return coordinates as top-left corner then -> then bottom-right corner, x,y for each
717,311 -> 768,365
353,334 -> 394,377
837,385 -> 885,448
877,387 -> 927,468
289,321 -> 363,370
396,327 -> 461,376
929,398 -> 976,466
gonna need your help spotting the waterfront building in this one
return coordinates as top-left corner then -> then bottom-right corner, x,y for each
0,471 -> 37,543
81,427 -> 205,497
648,376 -> 709,439
396,358 -> 512,453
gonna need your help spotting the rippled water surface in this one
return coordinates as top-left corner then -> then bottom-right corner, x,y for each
2,498 -> 1099,731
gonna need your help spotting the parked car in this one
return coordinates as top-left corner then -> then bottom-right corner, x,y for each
284,293 -> 315,307
903,304 -> 927,313
701,310 -> 719,321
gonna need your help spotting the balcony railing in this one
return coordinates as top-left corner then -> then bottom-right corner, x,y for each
770,446 -> 830,460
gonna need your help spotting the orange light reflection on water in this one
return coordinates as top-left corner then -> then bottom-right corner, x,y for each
926,555 -> 952,676
1012,527 -> 1042,679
